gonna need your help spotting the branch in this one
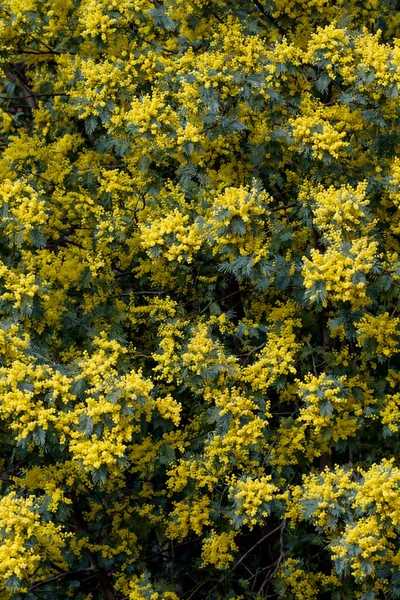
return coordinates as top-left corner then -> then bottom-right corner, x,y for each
0,93 -> 69,100
72,510 -> 117,600
258,520 -> 286,596
62,237 -> 86,250
110,289 -> 175,298
206,521 -> 285,597
10,48 -> 76,55
252,0 -> 267,15
250,0 -> 285,35
5,68 -> 38,109
200,287 -> 253,314
185,578 -> 217,600
237,342 -> 267,365
229,522 -> 284,575
269,202 -> 297,212
29,568 -> 94,592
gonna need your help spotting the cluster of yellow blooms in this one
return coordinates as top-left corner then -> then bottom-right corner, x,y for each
201,530 -> 238,570
115,573 -> 179,600
284,460 -> 400,593
0,493 -> 68,594
244,302 -> 302,391
229,475 -> 278,529
290,96 -> 350,160
302,238 -> 379,307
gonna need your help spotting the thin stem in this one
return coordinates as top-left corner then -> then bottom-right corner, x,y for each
238,342 -> 267,364
206,522 -> 285,598
110,289 -> 175,298
0,93 -> 69,100
29,569 -> 94,591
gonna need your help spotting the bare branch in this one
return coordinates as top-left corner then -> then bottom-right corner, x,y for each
29,568 -> 94,592
206,521 -> 286,598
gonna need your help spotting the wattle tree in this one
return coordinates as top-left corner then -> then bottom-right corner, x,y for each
1,1 -> 400,598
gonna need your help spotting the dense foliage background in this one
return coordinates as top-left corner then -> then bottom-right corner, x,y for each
2,0 -> 400,598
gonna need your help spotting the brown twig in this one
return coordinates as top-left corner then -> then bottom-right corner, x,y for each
206,522 -> 285,598
238,342 -> 267,365
110,289 -> 175,298
0,93 -> 69,100
29,568 -> 94,592
72,510 -> 117,600
10,48 -> 76,55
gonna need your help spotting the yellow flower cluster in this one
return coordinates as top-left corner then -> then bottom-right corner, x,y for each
298,374 -> 357,440
244,302 -> 301,392
354,460 -> 400,527
152,320 -> 186,383
302,237 -> 379,307
201,530 -> 238,569
230,475 -> 278,529
167,495 -> 212,540
116,573 -> 179,600
305,23 -> 350,78
286,467 -> 354,528
278,558 -> 339,600
155,395 -> 182,427
381,393 -> 400,433
288,460 -> 400,584
331,515 -> 388,580
290,96 -> 349,160
271,374 -> 375,468
310,181 -> 372,243
0,493 -> 68,591
206,185 -> 272,261
181,321 -> 237,383
140,209 -> 204,264
356,312 -> 400,357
